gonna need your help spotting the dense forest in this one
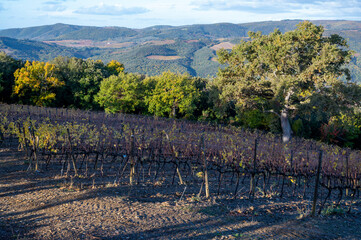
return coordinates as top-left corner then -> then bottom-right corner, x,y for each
1,22 -> 361,149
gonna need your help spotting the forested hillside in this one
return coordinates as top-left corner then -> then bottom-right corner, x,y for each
0,37 -> 94,61
0,20 -> 360,81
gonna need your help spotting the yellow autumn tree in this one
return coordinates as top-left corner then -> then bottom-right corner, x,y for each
14,61 -> 64,106
106,60 -> 125,76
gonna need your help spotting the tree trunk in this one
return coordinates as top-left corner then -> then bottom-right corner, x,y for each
281,90 -> 293,143
280,108 -> 292,143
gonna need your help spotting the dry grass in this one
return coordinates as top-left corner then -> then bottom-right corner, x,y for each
210,42 -> 235,51
146,55 -> 182,60
143,40 -> 175,45
186,40 -> 200,43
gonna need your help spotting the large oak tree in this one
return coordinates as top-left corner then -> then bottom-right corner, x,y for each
216,21 -> 360,142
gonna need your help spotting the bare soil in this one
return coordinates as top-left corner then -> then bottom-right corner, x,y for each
0,147 -> 361,240
146,55 -> 182,60
143,40 -> 176,46
210,42 -> 235,51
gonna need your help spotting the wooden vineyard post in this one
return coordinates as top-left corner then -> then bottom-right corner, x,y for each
0,129 -> 4,146
164,132 -> 184,185
34,136 -> 39,171
28,126 -> 39,171
19,124 -> 31,171
201,135 -> 210,198
31,131 -> 39,171
129,129 -> 135,185
66,128 -> 78,176
249,138 -> 258,199
311,150 -> 323,217
345,152 -> 349,196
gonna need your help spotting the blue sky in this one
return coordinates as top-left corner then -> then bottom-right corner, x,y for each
1,0 -> 361,29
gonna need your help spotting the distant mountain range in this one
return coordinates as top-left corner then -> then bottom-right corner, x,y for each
1,20 -> 360,82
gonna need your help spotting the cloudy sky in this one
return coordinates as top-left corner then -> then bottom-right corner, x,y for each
1,0 -> 360,29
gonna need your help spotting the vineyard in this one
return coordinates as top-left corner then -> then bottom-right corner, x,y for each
1,103 -> 360,217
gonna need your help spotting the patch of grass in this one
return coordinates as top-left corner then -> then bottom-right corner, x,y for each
321,205 -> 345,216
233,232 -> 245,238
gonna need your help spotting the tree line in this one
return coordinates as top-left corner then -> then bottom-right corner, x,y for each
1,22 -> 361,149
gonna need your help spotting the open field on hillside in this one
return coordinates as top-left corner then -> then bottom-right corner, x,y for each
44,39 -> 175,49
142,40 -> 176,46
146,55 -> 182,60
210,42 -> 235,51
44,40 -> 135,49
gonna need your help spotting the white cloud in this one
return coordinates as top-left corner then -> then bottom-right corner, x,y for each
75,3 -> 149,16
1,0 -> 361,29
41,2 -> 67,12
191,0 -> 361,19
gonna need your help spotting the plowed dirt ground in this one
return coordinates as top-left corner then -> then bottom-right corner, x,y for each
1,147 -> 361,240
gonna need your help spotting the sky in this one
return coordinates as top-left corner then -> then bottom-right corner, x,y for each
0,0 -> 361,29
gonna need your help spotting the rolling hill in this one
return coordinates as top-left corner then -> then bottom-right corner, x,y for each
0,20 -> 360,81
0,37 -> 97,61
0,23 -> 83,41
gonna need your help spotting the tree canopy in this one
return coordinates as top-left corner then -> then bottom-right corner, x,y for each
50,56 -> 112,109
145,71 -> 201,118
13,60 -> 64,106
216,21 -> 360,142
95,72 -> 146,114
106,60 -> 125,76
0,52 -> 23,103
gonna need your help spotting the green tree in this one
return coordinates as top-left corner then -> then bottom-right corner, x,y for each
321,112 -> 361,148
95,72 -> 146,114
74,59 -> 108,109
13,60 -> 64,106
51,57 -> 112,109
50,56 -> 77,107
216,21 -> 359,142
0,52 -> 23,103
146,71 -> 201,118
